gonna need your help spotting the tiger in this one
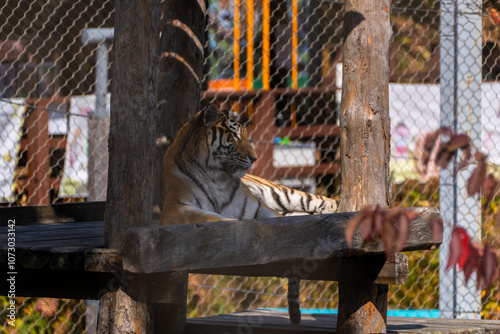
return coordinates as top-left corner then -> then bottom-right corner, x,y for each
159,104 -> 338,324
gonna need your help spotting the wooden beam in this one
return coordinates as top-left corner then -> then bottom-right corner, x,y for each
0,201 -> 105,226
0,268 -> 107,300
338,0 -> 392,332
98,0 -> 161,332
192,253 -> 408,285
156,1 -> 209,333
123,207 -> 440,274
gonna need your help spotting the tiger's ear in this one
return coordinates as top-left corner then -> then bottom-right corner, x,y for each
201,104 -> 224,127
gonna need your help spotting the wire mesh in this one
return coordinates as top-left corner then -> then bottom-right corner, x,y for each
1,0 -> 500,331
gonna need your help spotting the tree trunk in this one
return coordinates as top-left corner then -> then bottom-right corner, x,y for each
338,0 -> 391,212
98,0 -> 160,332
337,0 -> 392,333
154,1 -> 209,333
157,0 -> 208,141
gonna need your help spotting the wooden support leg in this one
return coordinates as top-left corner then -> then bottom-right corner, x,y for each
337,280 -> 388,334
97,276 -> 152,334
149,271 -> 188,334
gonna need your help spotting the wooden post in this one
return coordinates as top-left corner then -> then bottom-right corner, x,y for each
155,1 -> 208,333
26,101 -> 51,205
97,0 -> 160,333
337,0 -> 391,333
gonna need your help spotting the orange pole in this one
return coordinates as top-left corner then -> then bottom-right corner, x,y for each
262,0 -> 270,91
291,0 -> 298,89
291,0 -> 298,127
247,0 -> 254,89
246,0 -> 255,120
234,0 -> 241,112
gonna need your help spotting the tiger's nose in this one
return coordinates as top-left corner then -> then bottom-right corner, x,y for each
248,153 -> 257,163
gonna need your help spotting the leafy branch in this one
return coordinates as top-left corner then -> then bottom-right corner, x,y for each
345,127 -> 500,289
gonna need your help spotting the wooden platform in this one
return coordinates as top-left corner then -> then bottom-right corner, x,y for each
186,310 -> 500,334
4,202 -> 497,333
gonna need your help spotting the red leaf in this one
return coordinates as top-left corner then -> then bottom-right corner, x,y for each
431,218 -> 443,242
482,245 -> 498,289
455,147 -> 471,174
436,147 -> 454,169
446,227 -> 470,271
35,298 -> 59,318
474,151 -> 488,161
373,206 -> 385,235
394,213 -> 410,253
463,245 -> 479,285
467,160 -> 487,197
438,126 -> 454,137
381,220 -> 397,258
482,174 -> 498,210
345,211 -> 367,248
496,208 -> 500,234
448,134 -> 470,151
423,131 -> 440,151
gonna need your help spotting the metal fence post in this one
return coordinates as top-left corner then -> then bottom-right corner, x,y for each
439,0 -> 482,319
81,28 -> 114,334
81,28 -> 114,202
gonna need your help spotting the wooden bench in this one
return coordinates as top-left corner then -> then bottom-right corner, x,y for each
4,201 -> 486,334
123,206 -> 439,333
3,202 -> 500,333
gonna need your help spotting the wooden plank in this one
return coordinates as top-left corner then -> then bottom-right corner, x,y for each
192,254 -> 407,285
185,309 -> 500,334
123,207 -> 440,274
0,201 -> 106,225
0,246 -> 94,271
85,248 -> 122,273
7,226 -> 103,242
0,221 -> 103,235
0,268 -> 107,300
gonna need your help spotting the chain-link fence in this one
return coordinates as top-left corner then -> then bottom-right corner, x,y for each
2,0 -> 500,331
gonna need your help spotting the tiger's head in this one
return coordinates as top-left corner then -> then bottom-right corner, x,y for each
175,104 -> 257,178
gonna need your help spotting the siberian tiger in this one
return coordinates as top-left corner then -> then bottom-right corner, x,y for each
159,104 -> 338,324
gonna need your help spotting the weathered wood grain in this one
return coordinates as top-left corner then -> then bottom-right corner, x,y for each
123,207 -> 440,274
0,201 -> 105,226
85,248 -> 122,273
98,0 -> 161,331
337,1 -> 392,331
376,253 -> 408,285
192,253 -> 408,285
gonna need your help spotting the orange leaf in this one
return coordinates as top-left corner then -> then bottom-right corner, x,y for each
490,7 -> 500,25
